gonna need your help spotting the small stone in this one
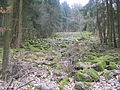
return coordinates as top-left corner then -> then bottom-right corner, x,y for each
36,83 -> 55,90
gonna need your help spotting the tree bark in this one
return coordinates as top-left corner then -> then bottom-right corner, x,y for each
110,0 -> 117,47
116,0 -> 120,47
16,0 -> 23,48
2,0 -> 14,80
96,2 -> 103,44
106,0 -> 113,47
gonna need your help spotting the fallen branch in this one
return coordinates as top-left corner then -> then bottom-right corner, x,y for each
15,80 -> 34,90
5,78 -> 14,90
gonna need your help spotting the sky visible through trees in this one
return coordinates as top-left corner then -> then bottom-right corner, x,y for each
60,0 -> 89,6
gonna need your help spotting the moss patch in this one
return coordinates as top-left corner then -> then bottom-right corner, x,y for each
107,62 -> 118,70
59,77 -> 69,90
22,39 -> 51,52
75,69 -> 100,82
102,70 -> 113,80
84,69 -> 100,82
75,71 -> 91,82
93,61 -> 106,71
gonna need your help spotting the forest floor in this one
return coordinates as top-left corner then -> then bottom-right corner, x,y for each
0,32 -> 120,90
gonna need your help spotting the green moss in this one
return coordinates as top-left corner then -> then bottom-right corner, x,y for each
88,54 -> 120,71
22,39 -> 51,52
93,61 -> 106,71
100,55 -> 120,63
107,62 -> 118,70
75,69 -> 100,82
110,56 -> 120,63
87,55 -> 96,60
60,43 -> 69,48
92,52 -> 103,57
84,69 -> 100,82
75,71 -> 91,82
82,31 -> 93,38
91,55 -> 114,63
59,77 -> 69,90
102,70 -> 113,80
95,56 -> 108,61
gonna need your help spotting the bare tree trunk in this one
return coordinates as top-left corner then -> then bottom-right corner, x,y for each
109,0 -> 117,47
16,0 -> 23,48
101,0 -> 107,44
106,0 -> 113,47
116,0 -> 120,48
2,0 -> 14,80
96,4 -> 103,44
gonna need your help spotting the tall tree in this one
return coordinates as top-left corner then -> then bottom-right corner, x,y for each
61,1 -> 71,31
2,0 -> 14,79
16,0 -> 23,48
116,0 -> 120,47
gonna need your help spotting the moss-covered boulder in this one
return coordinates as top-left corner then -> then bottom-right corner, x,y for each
90,56 -> 108,62
74,82 -> 92,90
90,55 -> 111,64
107,55 -> 120,63
92,61 -> 106,71
91,52 -> 103,57
89,54 -> 120,71
22,39 -> 51,51
107,62 -> 118,70
98,55 -> 120,64
75,69 -> 100,82
84,69 -> 100,82
101,70 -> 114,80
75,71 -> 91,82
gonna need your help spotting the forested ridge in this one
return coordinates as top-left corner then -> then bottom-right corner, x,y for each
0,0 -> 120,90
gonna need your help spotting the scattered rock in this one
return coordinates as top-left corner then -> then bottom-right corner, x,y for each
36,83 -> 57,90
92,61 -> 106,71
75,69 -> 100,82
107,62 -> 118,70
75,62 -> 91,70
74,82 -> 92,90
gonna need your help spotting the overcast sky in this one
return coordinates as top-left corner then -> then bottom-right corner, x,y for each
60,0 -> 89,6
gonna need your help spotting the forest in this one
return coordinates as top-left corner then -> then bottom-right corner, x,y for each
0,0 -> 120,90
